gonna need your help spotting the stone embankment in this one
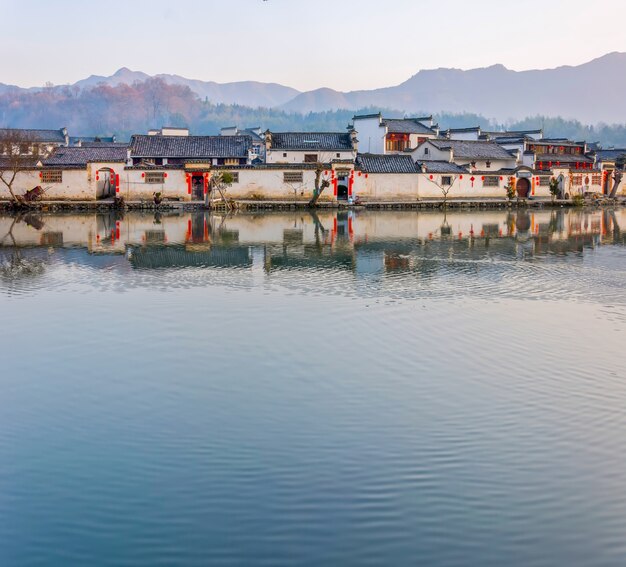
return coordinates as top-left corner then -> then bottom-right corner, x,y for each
0,197 -> 623,213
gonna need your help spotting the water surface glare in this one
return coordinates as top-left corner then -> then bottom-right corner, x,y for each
1,208 -> 626,566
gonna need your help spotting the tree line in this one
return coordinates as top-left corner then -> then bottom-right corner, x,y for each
1,78 -> 626,147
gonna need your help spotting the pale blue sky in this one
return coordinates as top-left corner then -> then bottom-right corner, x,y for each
3,0 -> 626,91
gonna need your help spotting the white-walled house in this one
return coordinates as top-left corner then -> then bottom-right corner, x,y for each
412,139 -> 519,171
352,113 -> 438,154
264,131 -> 358,164
353,154 -> 420,201
0,127 -> 69,158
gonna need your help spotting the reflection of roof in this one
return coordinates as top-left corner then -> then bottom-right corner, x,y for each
43,146 -> 128,166
428,139 -> 515,160
0,128 -> 66,143
270,132 -> 353,151
128,245 -> 251,269
417,160 -> 468,174
356,153 -> 418,174
131,135 -> 251,158
383,118 -> 436,135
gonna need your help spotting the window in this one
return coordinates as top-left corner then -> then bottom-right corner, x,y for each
145,172 -> 165,184
424,147 -> 429,156
304,154 -> 318,163
19,143 -> 30,154
441,176 -> 452,186
572,174 -> 583,185
483,176 -> 500,187
470,161 -> 476,168
224,158 -> 239,166
42,170 -> 62,183
539,177 -> 551,186
229,172 -> 240,183
485,160 -> 491,168
336,153 -> 340,158
592,174 -> 601,185
283,171 -> 303,183
283,153 -> 287,158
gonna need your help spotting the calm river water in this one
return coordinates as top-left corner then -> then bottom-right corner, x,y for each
1,207 -> 626,566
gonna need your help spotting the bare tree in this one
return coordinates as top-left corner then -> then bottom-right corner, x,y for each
609,170 -> 623,199
208,170 -> 234,211
425,174 -> 457,207
308,158 -> 333,208
0,129 -> 41,204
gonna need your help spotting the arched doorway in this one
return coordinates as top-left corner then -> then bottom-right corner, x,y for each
516,177 -> 530,199
96,168 -> 115,199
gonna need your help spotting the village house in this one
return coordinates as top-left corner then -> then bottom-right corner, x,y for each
264,131 -> 358,164
40,145 -> 129,199
352,113 -> 439,154
0,127 -> 69,158
128,132 -> 253,200
353,154 -> 419,202
221,126 -> 265,162
410,138 -> 558,198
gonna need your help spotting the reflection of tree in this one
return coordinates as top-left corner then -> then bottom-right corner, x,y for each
0,216 -> 46,282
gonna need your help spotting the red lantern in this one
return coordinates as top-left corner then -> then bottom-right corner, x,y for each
141,172 -> 145,178
429,174 -> 433,179
459,175 -> 463,179
481,176 -> 485,181
164,172 -> 168,178
500,176 -> 503,180
358,171 -> 362,177
39,172 -> 42,178
365,173 -> 369,179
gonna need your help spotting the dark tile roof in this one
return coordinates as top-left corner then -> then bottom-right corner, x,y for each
427,139 -> 515,160
353,113 -> 382,120
446,126 -> 481,133
130,135 -> 251,158
594,149 -> 626,161
356,153 -> 418,174
486,129 -> 542,138
534,153 -> 593,164
0,128 -> 66,143
383,118 -> 436,135
0,156 -> 39,168
79,141 -> 128,148
270,132 -> 353,151
417,160 -> 469,174
43,146 -> 128,166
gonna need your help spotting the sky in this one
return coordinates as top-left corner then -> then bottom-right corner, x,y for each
3,0 -> 626,92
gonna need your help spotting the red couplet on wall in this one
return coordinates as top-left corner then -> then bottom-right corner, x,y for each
186,175 -> 192,195
333,178 -> 338,197
115,174 -> 120,193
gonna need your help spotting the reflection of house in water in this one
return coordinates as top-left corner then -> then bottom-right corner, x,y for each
127,245 -> 251,269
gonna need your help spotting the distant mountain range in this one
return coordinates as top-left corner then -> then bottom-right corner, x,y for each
1,52 -> 626,124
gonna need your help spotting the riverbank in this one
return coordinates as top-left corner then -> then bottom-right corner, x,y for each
1,196 -> 623,213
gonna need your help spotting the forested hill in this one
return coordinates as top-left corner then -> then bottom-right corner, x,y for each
1,78 -> 626,146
